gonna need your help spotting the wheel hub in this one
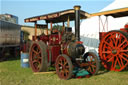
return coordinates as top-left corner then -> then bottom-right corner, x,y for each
112,49 -> 117,54
60,66 -> 65,70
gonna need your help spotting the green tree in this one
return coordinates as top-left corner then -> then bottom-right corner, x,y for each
52,25 -> 63,32
22,30 -> 30,41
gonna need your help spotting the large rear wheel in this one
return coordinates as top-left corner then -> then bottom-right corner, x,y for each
99,31 -> 128,71
29,41 -> 48,72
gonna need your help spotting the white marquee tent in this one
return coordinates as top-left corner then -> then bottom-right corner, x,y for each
80,0 -> 128,56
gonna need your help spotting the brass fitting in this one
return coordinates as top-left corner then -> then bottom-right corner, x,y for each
74,5 -> 81,10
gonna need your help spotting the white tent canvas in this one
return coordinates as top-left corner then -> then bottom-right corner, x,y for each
80,0 -> 128,56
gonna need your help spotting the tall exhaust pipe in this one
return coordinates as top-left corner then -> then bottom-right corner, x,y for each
74,5 -> 81,41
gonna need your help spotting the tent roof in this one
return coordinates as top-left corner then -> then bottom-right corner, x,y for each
91,7 -> 128,18
24,9 -> 90,23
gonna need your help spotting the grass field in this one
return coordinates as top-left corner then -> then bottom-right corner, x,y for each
0,59 -> 128,85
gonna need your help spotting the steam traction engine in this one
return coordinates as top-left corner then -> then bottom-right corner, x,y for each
24,6 -> 100,79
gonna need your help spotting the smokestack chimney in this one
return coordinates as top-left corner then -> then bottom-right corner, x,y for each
74,5 -> 81,41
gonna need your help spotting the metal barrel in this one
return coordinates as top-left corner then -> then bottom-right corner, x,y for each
21,52 -> 29,68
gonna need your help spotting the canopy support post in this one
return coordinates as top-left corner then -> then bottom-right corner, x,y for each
50,22 -> 52,32
67,16 -> 70,27
46,23 -> 48,35
34,21 -> 37,41
62,22 -> 65,33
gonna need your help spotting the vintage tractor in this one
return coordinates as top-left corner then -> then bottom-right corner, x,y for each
24,6 -> 100,79
91,8 -> 128,71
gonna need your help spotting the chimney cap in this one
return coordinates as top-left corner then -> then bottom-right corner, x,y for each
74,5 -> 81,10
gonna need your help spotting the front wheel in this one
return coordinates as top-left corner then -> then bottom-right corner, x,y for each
55,54 -> 73,80
80,52 -> 100,75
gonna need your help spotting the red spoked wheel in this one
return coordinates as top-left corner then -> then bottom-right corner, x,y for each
55,54 -> 73,80
99,31 -> 128,71
29,41 -> 48,72
80,52 -> 100,75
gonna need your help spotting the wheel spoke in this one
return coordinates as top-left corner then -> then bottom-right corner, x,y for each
37,55 -> 41,59
64,60 -> 68,65
65,71 -> 69,77
32,49 -> 38,55
34,62 -> 40,69
58,62 -> 62,65
65,66 -> 69,69
115,37 -> 119,47
92,61 -> 96,64
104,41 -> 113,48
102,51 -> 112,54
91,65 -> 96,72
111,57 -> 114,69
107,56 -> 114,62
113,57 -> 118,69
118,40 -> 127,48
121,53 -> 128,58
119,54 -> 128,62
91,64 -> 96,68
59,59 -> 63,65
110,34 -> 116,45
121,44 -> 128,49
120,50 -> 128,52
87,66 -> 91,73
104,46 -> 112,51
37,50 -> 41,54
119,56 -> 124,67
60,70 -> 64,77
32,60 -> 38,63
65,69 -> 69,73
117,56 -> 122,68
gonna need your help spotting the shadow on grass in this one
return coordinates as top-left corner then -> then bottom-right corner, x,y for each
97,64 -> 128,75
96,65 -> 110,76
0,55 -> 20,62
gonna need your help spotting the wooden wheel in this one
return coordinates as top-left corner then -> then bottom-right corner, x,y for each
99,30 -> 128,71
55,54 -> 73,80
29,41 -> 48,72
79,52 -> 100,75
